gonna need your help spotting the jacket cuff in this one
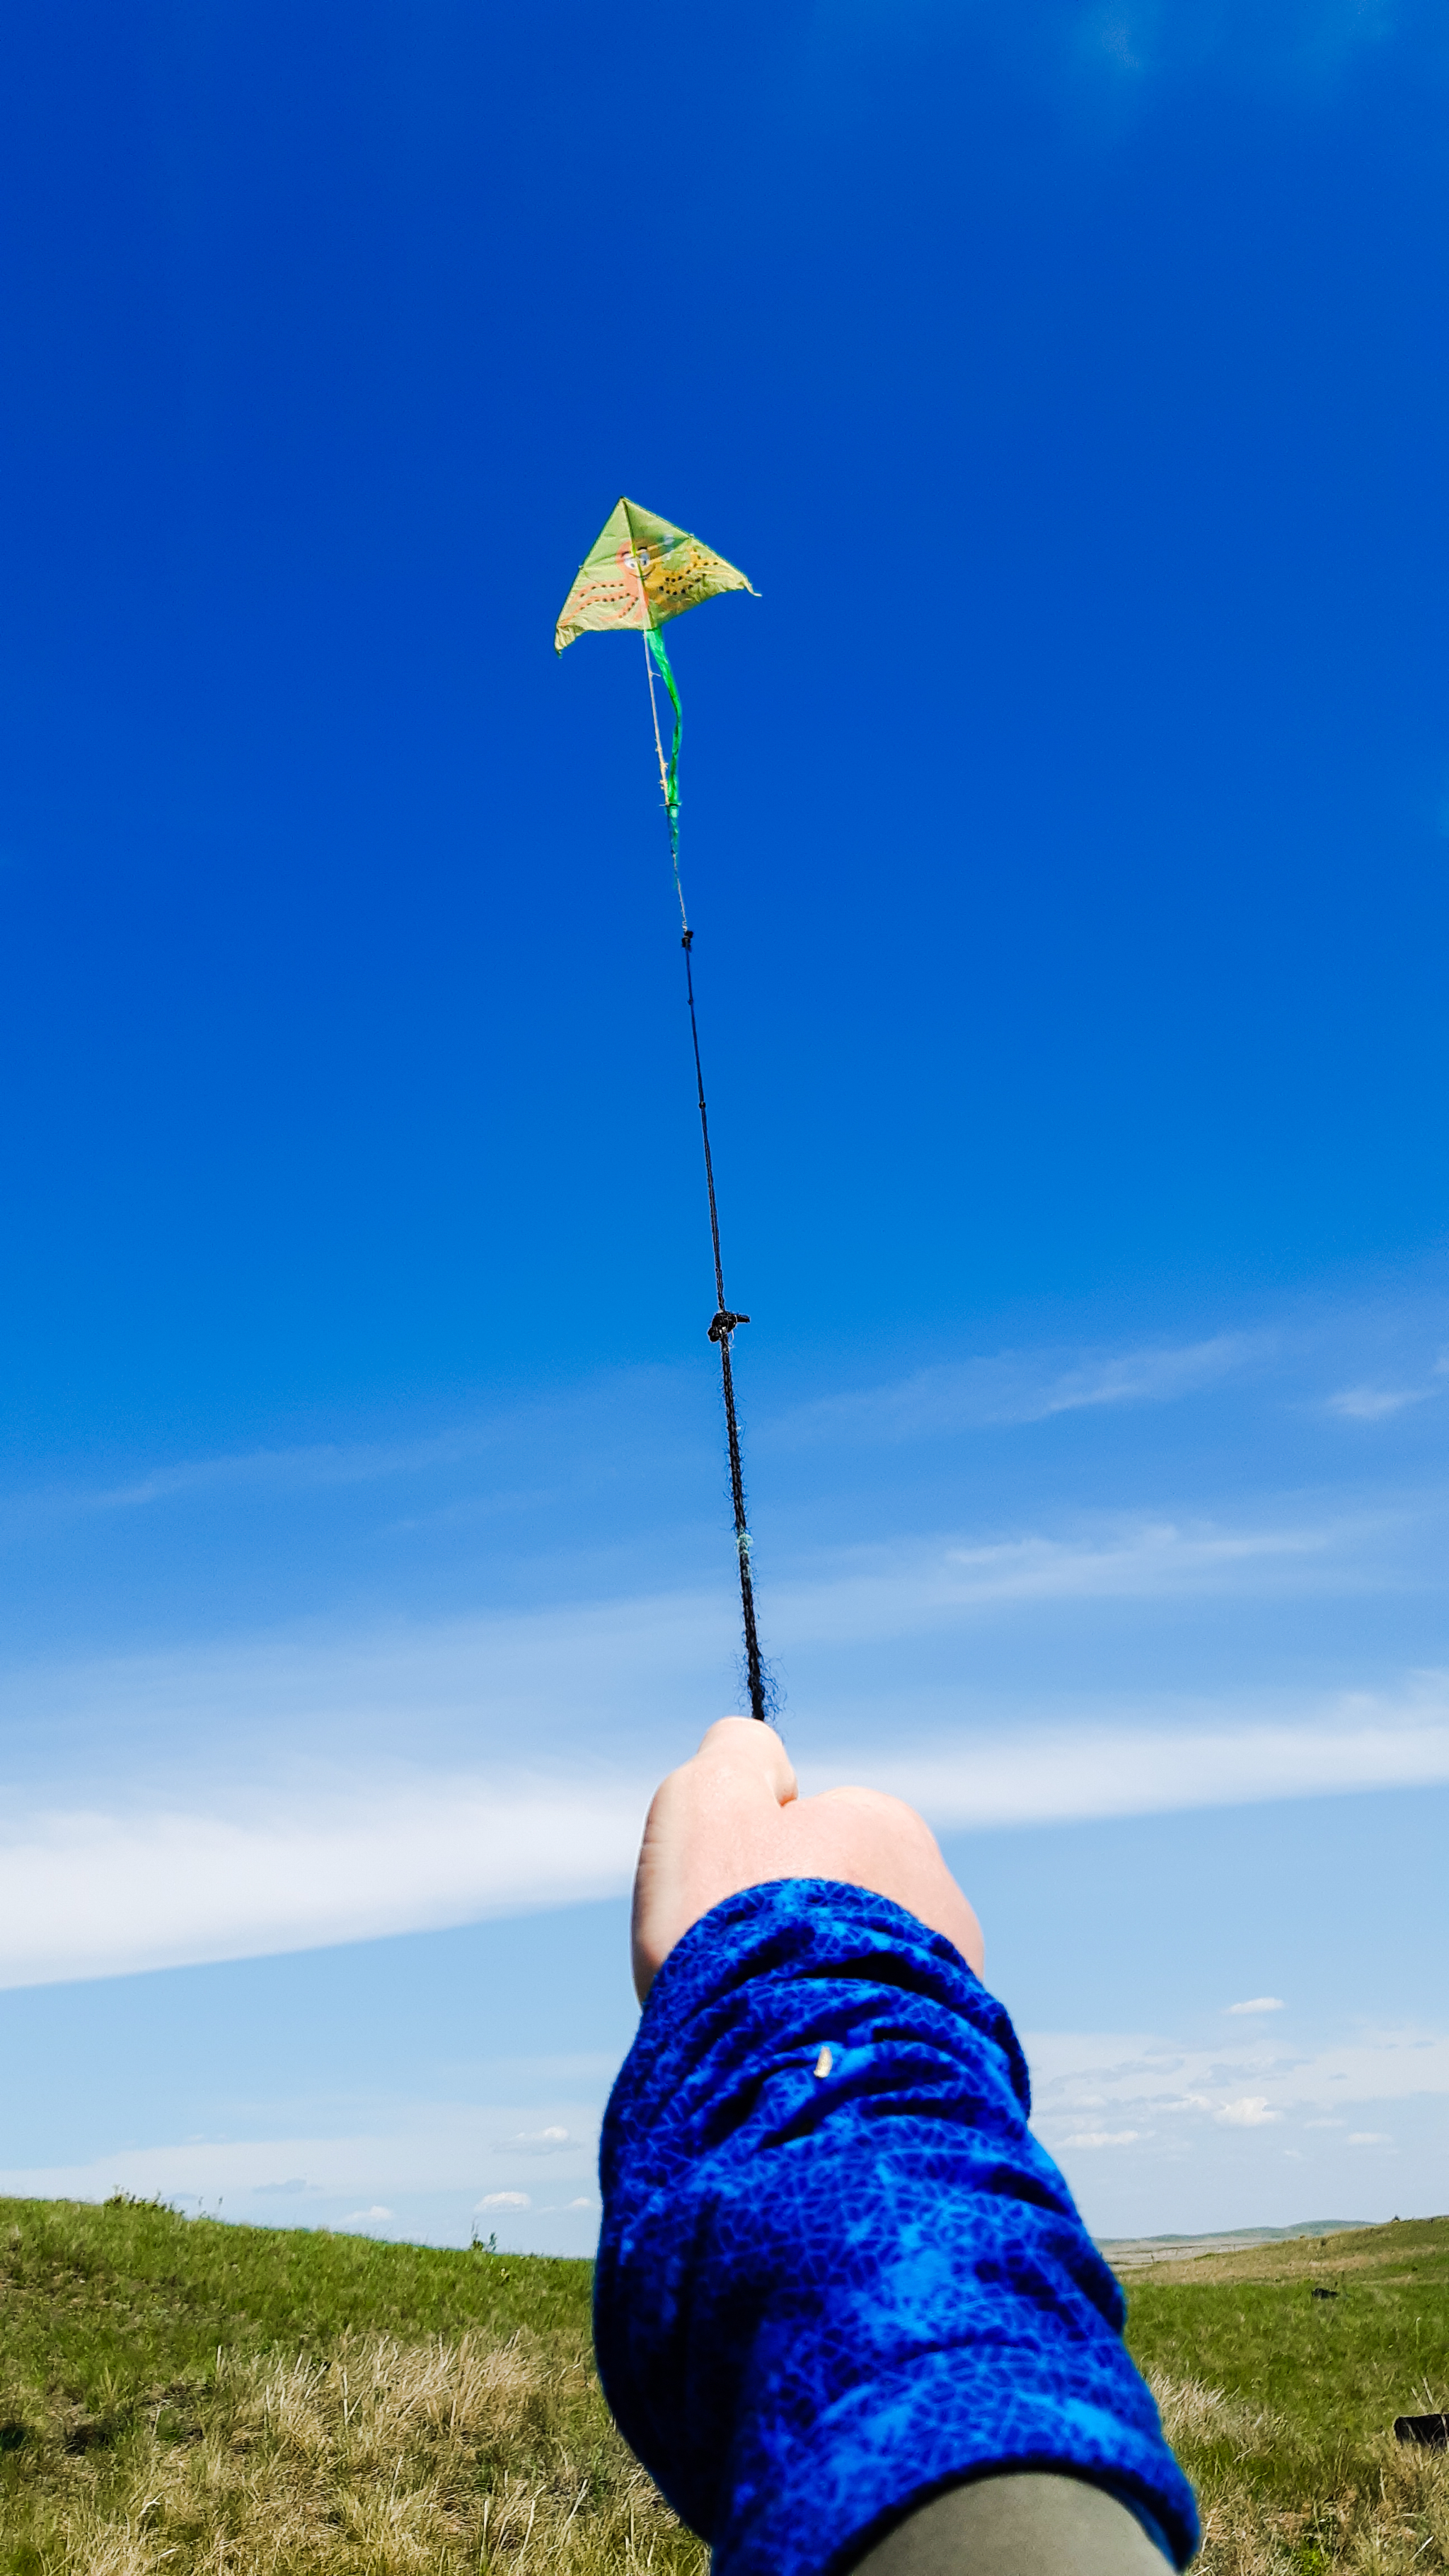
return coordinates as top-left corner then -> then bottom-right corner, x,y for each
595,1880 -> 1198,2576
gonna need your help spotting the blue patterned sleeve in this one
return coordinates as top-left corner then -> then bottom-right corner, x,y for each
594,1879 -> 1198,2576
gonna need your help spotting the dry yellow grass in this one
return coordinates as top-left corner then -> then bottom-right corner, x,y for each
1153,2369 -> 1449,2576
5,2201 -> 1448,2572
5,2329 -> 707,2576
23,2345 -> 1448,2575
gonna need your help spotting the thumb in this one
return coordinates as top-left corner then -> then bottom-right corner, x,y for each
693,1715 -> 797,1807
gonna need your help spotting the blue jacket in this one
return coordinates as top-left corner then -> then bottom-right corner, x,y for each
596,1880 -> 1198,2576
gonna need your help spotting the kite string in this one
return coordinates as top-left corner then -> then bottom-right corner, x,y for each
640,625 -> 767,1725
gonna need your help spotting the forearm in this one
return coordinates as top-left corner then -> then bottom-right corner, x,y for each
595,1880 -> 1197,2576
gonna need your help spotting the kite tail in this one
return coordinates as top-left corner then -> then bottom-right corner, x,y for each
645,626 -> 686,931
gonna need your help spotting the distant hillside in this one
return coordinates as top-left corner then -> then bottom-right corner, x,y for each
1102,2217 -> 1373,2268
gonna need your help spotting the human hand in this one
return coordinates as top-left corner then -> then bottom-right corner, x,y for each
630,1715 -> 985,2001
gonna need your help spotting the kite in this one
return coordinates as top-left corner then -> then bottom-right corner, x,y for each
556,498 -> 768,1721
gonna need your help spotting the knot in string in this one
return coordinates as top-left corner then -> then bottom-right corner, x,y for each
708,1309 -> 750,1342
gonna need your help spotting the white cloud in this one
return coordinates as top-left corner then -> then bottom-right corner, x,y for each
0,2098 -> 603,2218
775,1336 -> 1257,1445
999,1339 -> 1255,1419
809,1674 -> 1449,1833
1327,1386 -> 1430,1421
0,1583 -> 739,1766
0,1774 -> 645,1989
0,1427 -> 500,1539
343,2206 -> 393,2224
475,2191 -> 531,2212
1226,1996 -> 1286,2016
765,1506 -> 1400,1656
1058,2129 -> 1143,2148
933,1517 -> 1340,1606
1027,2024 -> 1449,2135
0,1488 -> 1421,1811
565,2197 -> 598,2211
1348,2133 -> 1393,2148
4,1670 -> 1449,1989
500,2127 -> 572,2155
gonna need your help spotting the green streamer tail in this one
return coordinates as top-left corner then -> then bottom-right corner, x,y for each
647,625 -> 683,853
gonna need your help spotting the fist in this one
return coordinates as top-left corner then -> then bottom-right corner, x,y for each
630,1716 -> 985,2001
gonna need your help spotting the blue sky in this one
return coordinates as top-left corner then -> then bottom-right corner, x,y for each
0,0 -> 1446,2250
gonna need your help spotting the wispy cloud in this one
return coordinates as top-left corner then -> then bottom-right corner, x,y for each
939,1516 -> 1338,1602
1015,2013 -> 1449,2228
819,0 -> 1416,102
763,1506 -> 1389,1650
805,1672 -> 1449,1830
0,1775 -> 647,1989
772,1335 -> 1259,1447
1,1497 -> 1406,1798
0,1430 -> 497,1539
0,2094 -> 605,2243
4,1673 -> 1448,1988
1029,2022 -> 1449,2127
1326,1384 -> 1433,1421
1225,1996 -> 1286,2015
774,1296 -> 1449,1452
0,1364 -> 688,1544
4,1299 -> 1441,1560
1067,0 -> 1405,87
1,1292 -> 1444,1993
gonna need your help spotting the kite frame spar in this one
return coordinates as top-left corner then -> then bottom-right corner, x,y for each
555,498 -> 768,1723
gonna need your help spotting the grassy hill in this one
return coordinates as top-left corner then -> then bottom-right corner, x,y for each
0,2193 -> 691,2575
1128,2216 -> 1449,2576
0,2195 -> 1445,2572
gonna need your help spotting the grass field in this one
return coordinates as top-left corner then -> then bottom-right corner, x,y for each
0,2195 -> 696,2576
1128,2216 -> 1449,2576
1,2196 -> 1445,2572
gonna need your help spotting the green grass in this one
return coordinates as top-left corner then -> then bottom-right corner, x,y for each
0,2190 -> 589,2411
0,2195 -> 1446,2572
0,2194 -> 693,2574
1124,2217 -> 1449,2500
1121,2216 -> 1449,2575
